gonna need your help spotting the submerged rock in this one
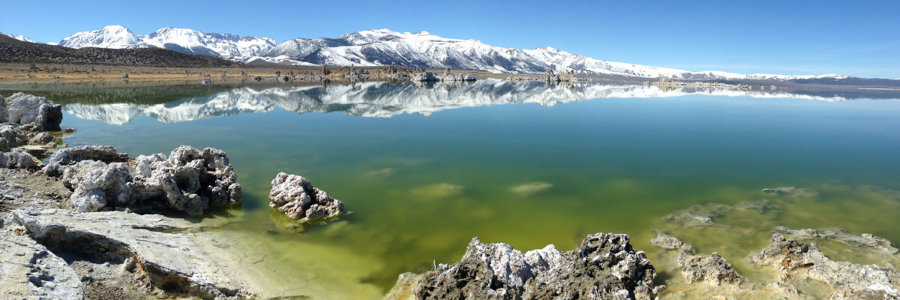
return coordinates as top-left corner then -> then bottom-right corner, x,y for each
390,233 -> 663,300
49,145 -> 241,215
269,172 -> 344,221
750,232 -> 900,299
0,93 -> 63,131
773,226 -> 899,256
12,207 -> 255,299
651,230 -> 742,286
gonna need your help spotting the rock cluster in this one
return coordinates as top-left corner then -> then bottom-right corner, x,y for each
46,145 -> 242,215
0,93 -> 63,131
269,172 -> 344,221
651,231 -> 742,286
392,233 -> 663,300
750,232 -> 900,298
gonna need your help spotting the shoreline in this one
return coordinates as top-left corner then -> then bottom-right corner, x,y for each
2,92 -> 899,299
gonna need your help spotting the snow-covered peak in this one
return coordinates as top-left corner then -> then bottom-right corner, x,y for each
57,25 -> 276,59
2,33 -> 35,43
59,25 -> 141,49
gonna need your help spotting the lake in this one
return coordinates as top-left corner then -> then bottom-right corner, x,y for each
3,80 -> 900,299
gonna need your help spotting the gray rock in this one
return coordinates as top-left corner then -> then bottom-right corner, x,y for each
651,231 -> 741,286
0,123 -> 30,152
12,207 -> 255,299
29,132 -> 54,145
399,233 -> 663,300
0,222 -> 84,299
750,233 -> 900,299
680,253 -> 742,285
0,150 -> 43,169
1,93 -> 63,131
56,145 -> 242,215
773,226 -> 899,256
43,145 -> 129,176
269,172 -> 344,221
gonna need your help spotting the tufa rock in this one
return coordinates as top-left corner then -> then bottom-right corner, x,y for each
0,222 -> 84,299
750,233 -> 900,299
651,230 -> 742,286
0,150 -> 43,170
0,93 -> 63,131
50,145 -> 241,215
396,233 -> 663,300
269,172 -> 344,221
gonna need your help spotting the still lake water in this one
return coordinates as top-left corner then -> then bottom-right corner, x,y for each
3,80 -> 900,298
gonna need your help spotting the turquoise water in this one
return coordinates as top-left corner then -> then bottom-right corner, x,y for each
4,81 -> 900,298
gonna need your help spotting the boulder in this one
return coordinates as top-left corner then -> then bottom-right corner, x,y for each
0,150 -> 43,169
0,123 -> 30,152
651,230 -> 742,286
394,233 -> 663,300
43,145 -> 129,176
269,172 -> 344,221
1,93 -> 63,131
49,145 -> 241,215
12,207 -> 255,299
750,233 -> 900,299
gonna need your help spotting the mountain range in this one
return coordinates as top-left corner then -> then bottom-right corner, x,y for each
14,25 -> 853,80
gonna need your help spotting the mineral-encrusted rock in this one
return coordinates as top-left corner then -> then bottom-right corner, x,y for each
0,150 -> 42,169
0,224 -> 84,299
680,253 -> 742,285
50,145 -> 241,215
395,233 -> 663,300
43,145 -> 129,176
29,131 -> 54,145
269,172 -> 344,221
0,123 -> 30,151
12,207 -> 255,299
0,93 -> 63,131
773,226 -> 899,256
651,231 -> 742,286
750,233 -> 900,299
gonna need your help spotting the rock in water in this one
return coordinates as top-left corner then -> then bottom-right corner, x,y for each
0,93 -> 63,131
391,233 -> 663,300
750,233 -> 900,299
48,145 -> 241,215
269,172 -> 345,221
650,230 -> 742,286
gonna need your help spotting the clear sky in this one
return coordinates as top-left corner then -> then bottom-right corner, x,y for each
2,0 -> 898,78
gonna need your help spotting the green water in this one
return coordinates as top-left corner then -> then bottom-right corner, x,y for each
4,82 -> 900,299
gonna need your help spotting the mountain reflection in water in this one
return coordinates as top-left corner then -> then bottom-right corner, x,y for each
57,79 -> 893,125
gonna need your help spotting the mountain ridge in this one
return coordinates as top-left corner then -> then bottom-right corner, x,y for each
19,25 -> 861,80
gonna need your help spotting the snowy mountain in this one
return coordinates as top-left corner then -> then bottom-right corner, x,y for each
63,79 -> 850,125
57,25 -> 275,60
54,26 -> 846,80
2,33 -> 35,43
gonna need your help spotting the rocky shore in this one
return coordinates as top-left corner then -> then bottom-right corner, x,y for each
2,92 -> 899,299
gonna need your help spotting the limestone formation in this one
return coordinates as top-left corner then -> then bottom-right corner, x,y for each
0,93 -> 63,131
392,233 -> 663,300
12,207 -> 255,299
750,232 -> 900,299
651,230 -> 742,286
0,150 -> 42,169
49,145 -> 241,215
0,222 -> 84,299
269,172 -> 345,221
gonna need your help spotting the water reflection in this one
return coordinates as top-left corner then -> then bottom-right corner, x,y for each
55,79 -> 899,125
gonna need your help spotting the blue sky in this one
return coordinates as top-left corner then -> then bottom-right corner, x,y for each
2,0 -> 898,78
